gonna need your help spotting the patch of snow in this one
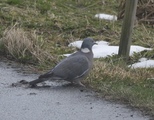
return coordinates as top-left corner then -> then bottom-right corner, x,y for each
129,60 -> 154,68
129,46 -> 151,55
139,58 -> 148,62
95,13 -> 117,21
65,40 -> 154,68
96,41 -> 109,46
68,41 -> 82,48
65,40 -> 151,58
92,45 -> 118,58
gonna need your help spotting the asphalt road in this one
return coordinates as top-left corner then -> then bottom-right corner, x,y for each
0,58 -> 150,120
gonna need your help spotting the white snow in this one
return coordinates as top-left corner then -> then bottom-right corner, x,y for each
129,60 -> 154,68
66,40 -> 151,58
65,40 -> 153,68
95,13 -> 117,21
138,58 -> 148,62
68,41 -> 83,48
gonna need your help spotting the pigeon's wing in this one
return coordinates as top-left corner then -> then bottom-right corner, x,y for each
39,54 -> 90,81
53,55 -> 90,81
38,52 -> 80,79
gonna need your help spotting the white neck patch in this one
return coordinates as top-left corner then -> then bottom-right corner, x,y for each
81,48 -> 90,53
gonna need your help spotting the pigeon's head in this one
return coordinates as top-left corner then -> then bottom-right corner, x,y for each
81,38 -> 96,52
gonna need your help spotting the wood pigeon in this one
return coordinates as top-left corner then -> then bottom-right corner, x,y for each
28,38 -> 96,87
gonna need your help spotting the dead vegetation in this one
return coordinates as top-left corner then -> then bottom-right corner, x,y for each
86,59 -> 154,116
1,24 -> 55,64
118,0 -> 154,25
89,59 -> 153,83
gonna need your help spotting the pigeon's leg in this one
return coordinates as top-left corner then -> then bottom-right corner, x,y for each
28,78 -> 46,87
75,80 -> 85,87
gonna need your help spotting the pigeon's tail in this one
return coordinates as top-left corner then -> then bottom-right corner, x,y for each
29,78 -> 46,87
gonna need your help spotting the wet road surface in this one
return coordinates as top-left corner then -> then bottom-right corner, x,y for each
0,59 -> 150,120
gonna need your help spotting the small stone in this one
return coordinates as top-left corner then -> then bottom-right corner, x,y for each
28,93 -> 37,95
80,89 -> 84,92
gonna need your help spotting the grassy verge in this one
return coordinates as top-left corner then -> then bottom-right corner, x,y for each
0,0 -> 154,117
86,58 -> 154,116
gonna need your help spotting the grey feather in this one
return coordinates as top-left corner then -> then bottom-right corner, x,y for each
29,38 -> 96,87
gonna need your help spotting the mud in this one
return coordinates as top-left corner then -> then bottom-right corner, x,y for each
0,58 -> 150,120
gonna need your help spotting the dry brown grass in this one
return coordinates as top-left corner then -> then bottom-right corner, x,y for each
85,60 -> 154,116
88,60 -> 153,83
1,24 -> 55,64
118,0 -> 154,24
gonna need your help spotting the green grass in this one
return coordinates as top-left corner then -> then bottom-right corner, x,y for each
86,58 -> 154,116
0,0 -> 154,117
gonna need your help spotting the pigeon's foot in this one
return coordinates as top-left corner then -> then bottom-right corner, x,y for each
73,81 -> 85,87
28,84 -> 38,88
78,82 -> 85,87
19,80 -> 29,84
